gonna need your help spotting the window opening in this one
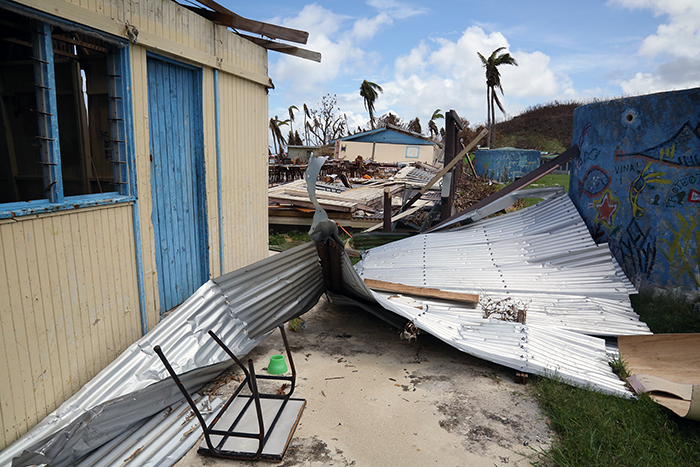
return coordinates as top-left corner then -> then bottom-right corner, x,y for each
0,8 -> 131,207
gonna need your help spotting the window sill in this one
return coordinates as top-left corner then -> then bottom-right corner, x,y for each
0,193 -> 136,219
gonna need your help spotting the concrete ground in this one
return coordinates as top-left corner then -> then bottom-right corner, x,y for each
176,296 -> 551,467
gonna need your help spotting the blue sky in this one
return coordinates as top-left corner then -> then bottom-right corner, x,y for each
219,0 -> 700,135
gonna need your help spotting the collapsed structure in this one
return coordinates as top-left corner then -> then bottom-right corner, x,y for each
1,154 -> 652,467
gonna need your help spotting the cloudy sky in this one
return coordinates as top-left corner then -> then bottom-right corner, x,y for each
221,0 -> 700,133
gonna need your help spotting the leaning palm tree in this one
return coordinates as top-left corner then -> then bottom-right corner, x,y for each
428,109 -> 444,139
269,116 -> 288,156
407,117 -> 422,135
477,47 -> 518,147
288,105 -> 298,135
359,80 -> 383,130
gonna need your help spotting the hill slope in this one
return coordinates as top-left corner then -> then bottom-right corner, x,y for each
492,101 -> 581,153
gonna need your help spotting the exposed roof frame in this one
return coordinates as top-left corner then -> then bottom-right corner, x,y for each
190,0 -> 308,44
241,34 -> 321,62
184,1 -> 321,62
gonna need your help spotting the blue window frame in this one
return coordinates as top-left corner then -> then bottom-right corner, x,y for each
405,146 -> 420,158
0,5 -> 134,218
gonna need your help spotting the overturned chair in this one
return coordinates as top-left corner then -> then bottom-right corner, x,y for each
154,325 -> 306,461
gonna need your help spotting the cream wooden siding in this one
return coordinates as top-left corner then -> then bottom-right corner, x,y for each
2,0 -> 271,449
343,141 -> 437,164
217,71 -> 269,271
20,0 -> 270,86
0,205 -> 140,449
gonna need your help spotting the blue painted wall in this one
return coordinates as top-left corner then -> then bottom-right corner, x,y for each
570,88 -> 700,291
474,147 -> 540,182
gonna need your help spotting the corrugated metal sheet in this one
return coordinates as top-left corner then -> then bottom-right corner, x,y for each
0,242 -> 324,467
74,394 -> 224,467
357,192 -> 648,336
0,205 -> 141,450
344,191 -> 649,396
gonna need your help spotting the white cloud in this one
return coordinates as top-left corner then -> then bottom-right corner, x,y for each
611,0 -> 700,95
620,57 -> 700,94
365,0 -> 428,19
611,0 -> 700,59
376,26 -> 576,126
269,4 -> 385,95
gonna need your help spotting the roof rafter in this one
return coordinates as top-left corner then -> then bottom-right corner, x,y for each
189,0 -> 309,44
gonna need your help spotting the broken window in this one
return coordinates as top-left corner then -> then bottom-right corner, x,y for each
0,7 -> 131,212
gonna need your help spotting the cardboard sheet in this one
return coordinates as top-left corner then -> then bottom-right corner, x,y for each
618,334 -> 700,420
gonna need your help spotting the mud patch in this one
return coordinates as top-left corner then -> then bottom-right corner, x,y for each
280,436 -> 332,466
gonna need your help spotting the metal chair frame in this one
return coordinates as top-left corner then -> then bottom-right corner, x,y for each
154,325 -> 304,461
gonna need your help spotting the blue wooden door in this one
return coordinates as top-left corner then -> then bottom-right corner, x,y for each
147,55 -> 208,312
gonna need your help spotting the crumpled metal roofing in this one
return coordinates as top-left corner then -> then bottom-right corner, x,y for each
1,243 -> 324,467
317,185 -> 649,397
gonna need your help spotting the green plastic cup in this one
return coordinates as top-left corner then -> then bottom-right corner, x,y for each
267,354 -> 288,374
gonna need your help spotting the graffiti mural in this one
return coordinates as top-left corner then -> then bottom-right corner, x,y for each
618,218 -> 657,283
474,148 -> 540,182
593,190 -> 619,228
629,161 -> 670,219
661,212 -> 700,287
665,174 -> 700,208
579,165 -> 611,198
571,88 -> 700,290
614,122 -> 700,168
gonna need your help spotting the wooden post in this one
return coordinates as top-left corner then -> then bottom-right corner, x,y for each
441,110 -> 464,221
383,187 -> 391,232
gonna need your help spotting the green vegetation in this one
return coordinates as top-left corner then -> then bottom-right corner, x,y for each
532,377 -> 700,467
630,289 -> 700,334
268,228 -> 312,252
494,100 -> 580,153
515,173 -> 570,209
533,290 -> 700,467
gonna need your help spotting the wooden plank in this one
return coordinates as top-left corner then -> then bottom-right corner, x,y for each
402,128 -> 488,211
363,279 -> 479,304
0,226 -> 22,447
268,196 -> 354,212
59,214 -> 85,393
189,1 -> 309,44
39,217 -> 68,406
240,35 -> 321,62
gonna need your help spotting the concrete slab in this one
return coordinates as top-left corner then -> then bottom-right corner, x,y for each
176,296 -> 551,467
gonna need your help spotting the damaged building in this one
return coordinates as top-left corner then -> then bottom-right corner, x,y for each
0,0 -> 319,451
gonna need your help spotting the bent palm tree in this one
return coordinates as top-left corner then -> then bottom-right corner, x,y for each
477,47 -> 518,147
359,80 -> 383,130
429,109 -> 444,140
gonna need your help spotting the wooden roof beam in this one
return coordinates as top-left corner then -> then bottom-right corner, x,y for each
189,0 -> 309,44
241,35 -> 321,63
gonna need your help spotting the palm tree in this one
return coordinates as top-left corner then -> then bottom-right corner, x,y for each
288,105 -> 298,135
407,117 -> 422,135
428,109 -> 444,140
269,116 -> 288,156
303,103 -> 311,144
477,47 -> 518,147
359,80 -> 383,130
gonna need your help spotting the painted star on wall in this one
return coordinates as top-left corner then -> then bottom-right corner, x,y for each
595,191 -> 619,227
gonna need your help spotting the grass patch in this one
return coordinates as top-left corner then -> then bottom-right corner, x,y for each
268,228 -> 312,252
630,289 -> 700,334
532,377 -> 700,467
534,290 -> 700,467
511,173 -> 571,209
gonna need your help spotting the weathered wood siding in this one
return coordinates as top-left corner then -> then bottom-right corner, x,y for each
2,0 -> 271,448
0,205 -> 141,448
217,71 -> 269,271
